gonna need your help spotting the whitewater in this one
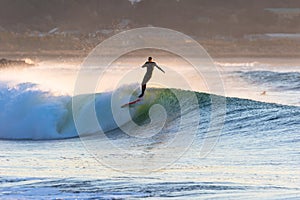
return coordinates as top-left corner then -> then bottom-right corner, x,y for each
0,57 -> 299,199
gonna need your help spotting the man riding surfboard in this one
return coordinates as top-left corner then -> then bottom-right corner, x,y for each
138,57 -> 165,98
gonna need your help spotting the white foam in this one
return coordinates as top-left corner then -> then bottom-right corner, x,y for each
0,82 -> 143,140
0,82 -> 76,139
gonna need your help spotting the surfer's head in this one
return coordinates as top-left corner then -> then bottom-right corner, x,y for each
148,57 -> 152,62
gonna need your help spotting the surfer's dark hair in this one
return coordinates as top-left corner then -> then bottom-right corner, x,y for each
148,57 -> 152,61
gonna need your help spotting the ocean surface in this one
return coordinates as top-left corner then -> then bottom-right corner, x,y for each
0,56 -> 299,199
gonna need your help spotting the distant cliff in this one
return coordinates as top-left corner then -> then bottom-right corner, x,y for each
0,58 -> 34,68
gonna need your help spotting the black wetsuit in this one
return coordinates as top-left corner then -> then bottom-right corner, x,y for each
139,61 -> 164,98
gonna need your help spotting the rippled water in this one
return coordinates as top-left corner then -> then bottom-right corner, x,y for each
0,58 -> 299,199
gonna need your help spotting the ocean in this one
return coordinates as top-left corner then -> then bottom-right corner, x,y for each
0,56 -> 299,199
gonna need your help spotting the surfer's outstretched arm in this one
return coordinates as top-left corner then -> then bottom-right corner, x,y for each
156,65 -> 165,73
141,63 -> 147,68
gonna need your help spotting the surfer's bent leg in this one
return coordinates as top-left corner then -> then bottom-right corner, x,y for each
139,84 -> 146,98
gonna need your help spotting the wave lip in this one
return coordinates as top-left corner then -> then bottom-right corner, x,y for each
215,61 -> 262,68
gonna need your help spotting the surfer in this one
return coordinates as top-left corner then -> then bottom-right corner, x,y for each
138,57 -> 165,98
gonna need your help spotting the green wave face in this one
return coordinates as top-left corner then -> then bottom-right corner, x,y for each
129,88 -> 213,126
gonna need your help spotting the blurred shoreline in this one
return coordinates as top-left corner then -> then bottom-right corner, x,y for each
1,0 -> 300,59
1,37 -> 300,60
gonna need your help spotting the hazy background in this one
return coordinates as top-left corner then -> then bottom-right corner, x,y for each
1,0 -> 300,57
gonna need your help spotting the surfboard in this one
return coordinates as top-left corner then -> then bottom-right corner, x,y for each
121,98 -> 142,108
